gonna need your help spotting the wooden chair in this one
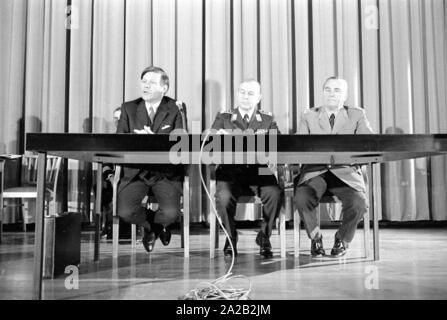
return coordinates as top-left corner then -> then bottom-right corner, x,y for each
110,165 -> 190,258
0,154 -> 62,243
282,165 -> 374,258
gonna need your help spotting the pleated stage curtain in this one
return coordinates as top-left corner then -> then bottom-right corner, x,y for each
0,0 -> 446,222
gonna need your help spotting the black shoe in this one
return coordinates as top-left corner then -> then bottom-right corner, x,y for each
331,236 -> 347,257
223,237 -> 238,257
100,221 -> 112,240
311,235 -> 325,257
142,229 -> 156,253
255,231 -> 273,258
159,227 -> 171,246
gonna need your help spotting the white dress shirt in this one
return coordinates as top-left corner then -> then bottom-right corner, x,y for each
238,107 -> 255,122
145,99 -> 162,121
324,105 -> 344,119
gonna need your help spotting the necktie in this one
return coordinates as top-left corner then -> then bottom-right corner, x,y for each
329,113 -> 335,130
243,114 -> 250,128
148,106 -> 155,124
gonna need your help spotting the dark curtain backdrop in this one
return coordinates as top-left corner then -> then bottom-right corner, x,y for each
1,0 -> 446,222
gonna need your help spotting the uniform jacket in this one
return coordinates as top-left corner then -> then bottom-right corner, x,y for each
295,105 -> 374,192
211,107 -> 280,184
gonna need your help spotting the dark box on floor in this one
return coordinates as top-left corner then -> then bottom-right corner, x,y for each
44,212 -> 81,278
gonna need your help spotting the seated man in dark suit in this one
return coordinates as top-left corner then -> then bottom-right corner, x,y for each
293,76 -> 374,257
107,66 -> 186,253
211,79 -> 282,258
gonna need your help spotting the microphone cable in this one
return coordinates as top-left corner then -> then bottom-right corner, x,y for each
179,130 -> 252,300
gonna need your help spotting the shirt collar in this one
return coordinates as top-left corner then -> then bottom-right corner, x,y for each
237,107 -> 255,121
145,99 -> 162,115
323,105 -> 346,118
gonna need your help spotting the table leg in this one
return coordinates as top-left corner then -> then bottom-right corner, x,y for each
94,163 -> 102,261
369,163 -> 379,261
33,152 -> 47,300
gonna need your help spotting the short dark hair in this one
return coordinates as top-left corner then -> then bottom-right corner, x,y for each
140,66 -> 170,90
322,76 -> 347,90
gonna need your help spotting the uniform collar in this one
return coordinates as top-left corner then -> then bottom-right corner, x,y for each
318,105 -> 348,120
237,107 -> 255,121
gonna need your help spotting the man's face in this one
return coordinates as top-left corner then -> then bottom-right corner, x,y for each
237,81 -> 262,112
323,79 -> 347,110
140,72 -> 167,103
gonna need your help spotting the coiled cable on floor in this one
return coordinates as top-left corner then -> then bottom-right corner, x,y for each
179,130 -> 252,300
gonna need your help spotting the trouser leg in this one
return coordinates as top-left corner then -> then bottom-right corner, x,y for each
215,181 -> 241,239
329,186 -> 368,243
293,175 -> 327,240
151,178 -> 183,227
117,179 -> 151,230
257,185 -> 282,238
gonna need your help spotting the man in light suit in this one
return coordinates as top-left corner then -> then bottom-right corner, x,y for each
211,79 -> 282,258
293,76 -> 374,257
107,66 -> 187,253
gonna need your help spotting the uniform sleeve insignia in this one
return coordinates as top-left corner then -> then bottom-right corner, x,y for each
231,113 -> 237,121
255,114 -> 262,122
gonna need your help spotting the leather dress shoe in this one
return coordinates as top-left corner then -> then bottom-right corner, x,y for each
159,227 -> 171,246
311,235 -> 325,257
255,231 -> 273,258
142,229 -> 156,253
331,236 -> 347,257
223,237 -> 238,257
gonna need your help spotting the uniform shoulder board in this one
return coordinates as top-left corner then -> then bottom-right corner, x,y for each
344,105 -> 364,113
220,109 -> 233,114
258,109 -> 272,116
305,106 -> 319,114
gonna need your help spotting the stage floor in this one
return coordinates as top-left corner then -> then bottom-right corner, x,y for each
0,226 -> 447,300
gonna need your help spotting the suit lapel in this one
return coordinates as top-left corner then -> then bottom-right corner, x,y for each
152,98 -> 169,132
247,112 -> 261,131
317,109 -> 332,133
136,99 -> 150,129
232,109 -> 247,131
332,108 -> 347,134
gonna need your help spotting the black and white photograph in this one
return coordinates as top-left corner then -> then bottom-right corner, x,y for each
0,0 -> 446,304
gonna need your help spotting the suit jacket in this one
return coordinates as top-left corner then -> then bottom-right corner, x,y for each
295,105 -> 374,192
116,96 -> 186,191
211,107 -> 280,185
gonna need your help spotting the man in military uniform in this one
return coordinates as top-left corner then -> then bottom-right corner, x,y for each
294,76 -> 374,257
211,79 -> 282,258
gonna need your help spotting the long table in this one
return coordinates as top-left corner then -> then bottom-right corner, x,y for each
26,133 -> 447,299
